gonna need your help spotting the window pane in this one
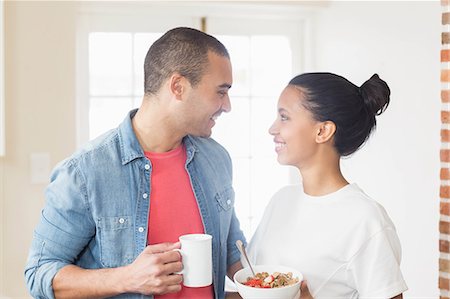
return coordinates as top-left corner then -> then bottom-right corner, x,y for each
134,33 -> 164,96
212,96 -> 250,157
86,28 -> 297,243
250,157 -> 290,235
232,157 -> 251,239
250,36 -> 292,97
89,97 -> 133,139
89,33 -> 132,96
216,35 -> 251,97
251,96 -> 279,158
133,97 -> 142,109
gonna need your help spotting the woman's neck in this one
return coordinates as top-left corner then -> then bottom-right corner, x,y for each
299,154 -> 349,197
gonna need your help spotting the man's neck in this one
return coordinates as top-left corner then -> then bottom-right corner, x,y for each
132,99 -> 184,153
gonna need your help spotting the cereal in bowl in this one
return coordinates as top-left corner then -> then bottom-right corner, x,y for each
243,271 -> 299,288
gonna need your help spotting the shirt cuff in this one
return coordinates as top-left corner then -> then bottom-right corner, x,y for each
37,261 -> 68,299
361,280 -> 408,298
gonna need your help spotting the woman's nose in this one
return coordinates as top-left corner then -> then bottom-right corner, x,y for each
268,121 -> 278,136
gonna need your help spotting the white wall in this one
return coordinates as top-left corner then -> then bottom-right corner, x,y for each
0,1 -> 442,298
2,2 -> 77,298
312,2 -> 440,298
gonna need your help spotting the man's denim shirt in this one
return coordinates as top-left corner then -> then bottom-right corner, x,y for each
25,109 -> 246,299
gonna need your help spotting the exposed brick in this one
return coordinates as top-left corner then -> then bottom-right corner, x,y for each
442,202 -> 450,216
441,239 -> 450,252
444,130 -> 450,142
443,50 -> 450,62
442,186 -> 450,199
443,111 -> 450,124
440,277 -> 450,290
442,149 -> 450,162
440,296 -> 450,299
440,221 -> 450,234
443,0 -> 450,6
443,90 -> 450,103
444,13 -> 450,25
443,130 -> 450,142
440,258 -> 450,272
442,221 -> 450,234
442,168 -> 450,180
443,32 -> 450,45
442,70 -> 450,82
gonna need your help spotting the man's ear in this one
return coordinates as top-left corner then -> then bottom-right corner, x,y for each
315,121 -> 336,144
169,73 -> 187,100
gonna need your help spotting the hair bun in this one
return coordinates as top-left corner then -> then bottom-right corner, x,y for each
359,74 -> 390,116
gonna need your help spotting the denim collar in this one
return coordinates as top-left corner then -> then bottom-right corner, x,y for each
118,109 -> 198,165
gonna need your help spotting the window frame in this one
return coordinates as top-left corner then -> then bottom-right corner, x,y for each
76,1 -> 317,237
76,2 -> 317,147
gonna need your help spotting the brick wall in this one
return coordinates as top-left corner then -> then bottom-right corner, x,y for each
442,1 -> 450,298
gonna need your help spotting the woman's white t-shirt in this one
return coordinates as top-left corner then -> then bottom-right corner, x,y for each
246,183 -> 408,299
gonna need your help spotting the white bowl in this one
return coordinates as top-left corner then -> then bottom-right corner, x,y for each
233,265 -> 303,299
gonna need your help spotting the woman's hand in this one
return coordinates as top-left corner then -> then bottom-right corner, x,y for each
300,280 -> 314,299
225,292 -> 242,299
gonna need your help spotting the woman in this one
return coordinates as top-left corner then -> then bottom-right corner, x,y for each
246,73 -> 407,298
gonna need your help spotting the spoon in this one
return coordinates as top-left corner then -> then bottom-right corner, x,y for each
235,240 -> 256,277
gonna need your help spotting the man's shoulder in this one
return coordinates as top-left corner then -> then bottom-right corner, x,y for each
64,129 -> 120,167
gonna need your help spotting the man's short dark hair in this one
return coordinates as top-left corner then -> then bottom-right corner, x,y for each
143,27 -> 230,95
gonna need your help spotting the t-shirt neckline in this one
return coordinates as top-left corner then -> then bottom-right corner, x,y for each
302,183 -> 358,202
145,143 -> 184,159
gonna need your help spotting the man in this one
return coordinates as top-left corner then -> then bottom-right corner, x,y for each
25,27 -> 246,299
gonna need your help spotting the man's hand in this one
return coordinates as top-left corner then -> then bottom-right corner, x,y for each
121,242 -> 183,295
53,242 -> 183,299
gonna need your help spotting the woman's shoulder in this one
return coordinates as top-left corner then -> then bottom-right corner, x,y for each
259,185 -> 303,214
270,184 -> 304,202
343,184 -> 396,230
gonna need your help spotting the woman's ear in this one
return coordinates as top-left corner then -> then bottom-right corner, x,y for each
315,121 -> 336,144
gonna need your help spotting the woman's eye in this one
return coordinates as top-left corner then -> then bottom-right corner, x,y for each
280,115 -> 288,121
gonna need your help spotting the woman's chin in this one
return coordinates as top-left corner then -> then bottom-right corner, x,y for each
277,156 -> 289,165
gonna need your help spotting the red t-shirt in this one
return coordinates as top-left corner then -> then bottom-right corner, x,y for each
146,144 -> 214,299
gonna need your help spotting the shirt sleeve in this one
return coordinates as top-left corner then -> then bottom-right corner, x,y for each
24,159 -> 95,299
221,149 -> 247,269
227,206 -> 247,267
346,227 -> 408,298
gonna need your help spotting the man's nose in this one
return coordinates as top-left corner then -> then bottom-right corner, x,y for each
222,96 -> 231,113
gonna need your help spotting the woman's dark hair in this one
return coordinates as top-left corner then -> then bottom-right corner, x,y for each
289,72 -> 390,156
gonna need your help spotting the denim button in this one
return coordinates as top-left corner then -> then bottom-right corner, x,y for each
118,218 -> 125,224
227,199 -> 231,205
143,193 -> 148,199
138,227 -> 144,233
145,164 -> 150,170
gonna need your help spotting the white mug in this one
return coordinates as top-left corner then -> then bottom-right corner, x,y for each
175,233 -> 213,288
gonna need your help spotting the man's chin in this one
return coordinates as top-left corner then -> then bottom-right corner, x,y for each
201,132 -> 212,138
190,130 -> 212,138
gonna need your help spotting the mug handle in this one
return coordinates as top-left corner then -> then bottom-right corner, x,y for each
172,249 -> 184,275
